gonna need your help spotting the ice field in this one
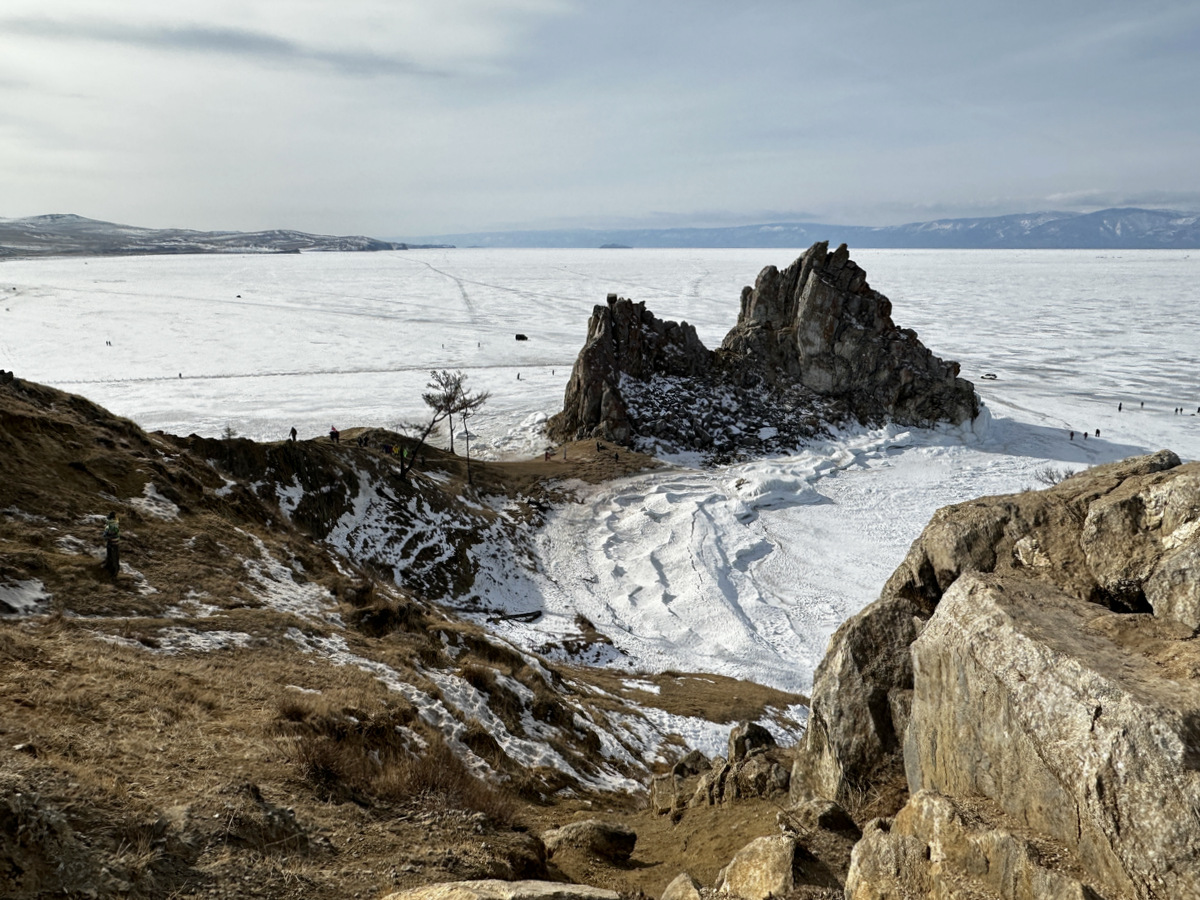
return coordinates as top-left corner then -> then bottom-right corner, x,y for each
3,248 -> 1199,693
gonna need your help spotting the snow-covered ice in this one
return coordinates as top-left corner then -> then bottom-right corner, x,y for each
4,248 -> 1199,695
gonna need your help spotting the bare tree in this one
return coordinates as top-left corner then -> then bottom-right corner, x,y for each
398,370 -> 489,480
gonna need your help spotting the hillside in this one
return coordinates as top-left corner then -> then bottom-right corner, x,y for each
411,207 -> 1200,249
0,214 -> 449,258
0,373 -> 809,900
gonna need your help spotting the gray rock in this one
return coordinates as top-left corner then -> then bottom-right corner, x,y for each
794,452 -> 1194,805
660,872 -> 703,900
732,753 -> 789,801
542,820 -> 636,863
721,242 -> 979,428
905,572 -> 1200,898
380,881 -> 620,900
716,835 -> 798,900
727,721 -> 776,763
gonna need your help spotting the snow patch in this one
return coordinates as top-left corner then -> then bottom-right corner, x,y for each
129,482 -> 180,520
0,579 -> 51,616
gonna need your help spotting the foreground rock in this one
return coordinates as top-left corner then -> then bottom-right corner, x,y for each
548,242 -> 979,459
542,820 -> 637,862
790,450 -> 1200,899
380,881 -> 619,900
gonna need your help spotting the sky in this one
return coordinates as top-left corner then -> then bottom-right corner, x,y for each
2,0 -> 1199,238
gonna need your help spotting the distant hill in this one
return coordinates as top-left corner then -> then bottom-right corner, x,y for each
0,213 -> 451,257
409,207 -> 1200,249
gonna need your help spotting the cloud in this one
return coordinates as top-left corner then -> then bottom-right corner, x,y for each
1042,189 -> 1200,213
1,16 -> 446,78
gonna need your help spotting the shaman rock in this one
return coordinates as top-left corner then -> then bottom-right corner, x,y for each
548,244 -> 979,458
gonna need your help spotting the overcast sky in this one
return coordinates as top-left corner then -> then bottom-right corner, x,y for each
2,0 -> 1198,238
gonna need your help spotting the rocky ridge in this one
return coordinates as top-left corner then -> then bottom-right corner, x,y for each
547,242 -> 979,459
788,450 -> 1200,898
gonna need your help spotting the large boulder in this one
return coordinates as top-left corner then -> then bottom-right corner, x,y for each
717,835 -> 800,900
541,820 -> 637,863
546,295 -> 711,444
897,573 -> 1200,898
793,450 -> 1200,899
793,450 -> 1192,806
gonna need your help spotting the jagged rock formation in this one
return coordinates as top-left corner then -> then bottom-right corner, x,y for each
547,294 -> 712,446
721,242 -> 978,427
548,242 -> 979,458
648,721 -> 791,816
788,450 -> 1200,899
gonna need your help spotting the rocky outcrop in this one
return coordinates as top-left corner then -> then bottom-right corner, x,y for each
648,723 -> 791,815
721,242 -> 978,427
789,450 -> 1200,899
547,295 -> 711,445
548,243 -> 979,457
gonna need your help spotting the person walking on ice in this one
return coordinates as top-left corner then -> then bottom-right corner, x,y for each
102,513 -> 120,577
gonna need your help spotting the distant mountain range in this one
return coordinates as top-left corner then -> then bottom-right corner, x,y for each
4,208 -> 1199,257
0,213 -> 449,257
410,207 -> 1200,249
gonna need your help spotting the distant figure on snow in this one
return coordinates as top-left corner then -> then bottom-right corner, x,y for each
1141,401 -> 1144,408
516,372 -> 521,380
1118,402 -> 1122,411
1095,429 -> 1100,437
102,512 -> 120,577
1069,431 -> 1075,440
329,425 -> 339,444
289,426 -> 297,442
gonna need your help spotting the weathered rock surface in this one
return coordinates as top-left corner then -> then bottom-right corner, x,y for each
721,241 -> 978,427
541,820 -> 637,863
649,724 -> 795,817
789,450 -> 1200,899
845,793 -> 1099,900
659,872 -> 703,900
380,881 -> 619,900
547,243 -> 979,459
717,835 -> 800,900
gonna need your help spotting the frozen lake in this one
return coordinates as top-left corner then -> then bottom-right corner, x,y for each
3,248 -> 1199,693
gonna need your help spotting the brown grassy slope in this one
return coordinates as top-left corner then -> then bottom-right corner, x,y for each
0,377 -> 809,900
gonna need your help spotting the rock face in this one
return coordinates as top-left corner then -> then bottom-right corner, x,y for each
789,450 -> 1200,899
547,243 -> 979,456
720,242 -> 978,427
548,294 -> 712,446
